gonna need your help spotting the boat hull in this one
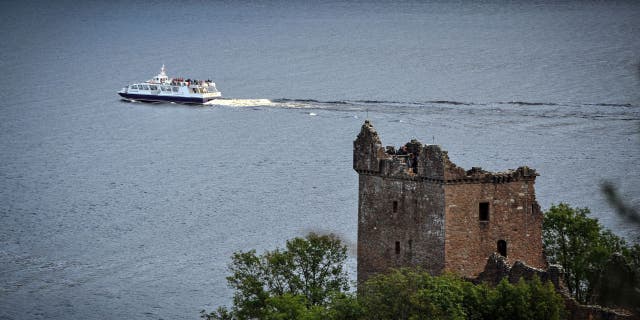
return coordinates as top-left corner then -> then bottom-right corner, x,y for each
118,92 -> 218,104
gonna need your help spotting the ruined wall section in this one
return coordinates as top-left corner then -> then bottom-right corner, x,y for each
357,175 -> 445,284
354,120 -> 450,181
354,120 -> 546,283
353,120 -> 385,173
443,166 -> 547,277
355,121 -> 447,284
476,254 -> 637,320
417,145 -> 446,180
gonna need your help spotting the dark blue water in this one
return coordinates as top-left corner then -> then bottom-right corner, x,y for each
1,1 -> 639,319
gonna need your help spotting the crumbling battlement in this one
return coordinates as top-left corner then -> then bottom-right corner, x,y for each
355,120 -> 546,284
354,120 -> 538,183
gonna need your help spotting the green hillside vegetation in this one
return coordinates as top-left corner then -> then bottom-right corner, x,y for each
202,204 -> 639,319
543,203 -> 640,310
202,233 -> 564,320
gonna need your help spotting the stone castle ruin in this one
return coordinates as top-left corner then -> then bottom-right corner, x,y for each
352,120 -> 636,319
353,120 -> 546,284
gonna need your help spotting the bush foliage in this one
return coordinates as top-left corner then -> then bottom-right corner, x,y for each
202,233 -> 565,320
543,203 -> 639,305
360,269 -> 564,320
202,203 -> 640,319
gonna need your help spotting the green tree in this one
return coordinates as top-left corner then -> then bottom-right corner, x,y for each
204,235 -> 566,319
410,274 -> 467,320
359,268 -> 424,319
486,277 -> 564,320
359,268 -> 564,320
492,278 -> 532,320
202,233 -> 349,320
263,293 -> 311,320
543,203 -> 627,303
528,276 -> 566,320
322,292 -> 363,320
459,281 -> 494,320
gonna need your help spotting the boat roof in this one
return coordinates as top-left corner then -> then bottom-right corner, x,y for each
148,64 -> 169,83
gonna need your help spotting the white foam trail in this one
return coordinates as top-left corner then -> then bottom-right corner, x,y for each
204,99 -> 275,107
309,112 -> 317,116
203,98 -> 316,109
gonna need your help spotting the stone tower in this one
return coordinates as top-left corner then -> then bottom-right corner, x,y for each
354,120 -> 546,284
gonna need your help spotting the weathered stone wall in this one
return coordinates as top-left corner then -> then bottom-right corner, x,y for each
354,120 -> 545,282
475,253 -> 563,288
443,172 -> 546,277
476,254 -> 637,320
355,121 -> 448,284
353,120 -> 385,173
357,174 -> 445,284
417,145 -> 446,179
353,121 -> 636,319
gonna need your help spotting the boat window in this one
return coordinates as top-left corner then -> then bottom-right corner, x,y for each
149,85 -> 158,90
142,85 -> 150,90
131,85 -> 138,89
172,87 -> 178,92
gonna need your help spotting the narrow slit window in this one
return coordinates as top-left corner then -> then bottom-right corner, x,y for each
497,240 -> 507,257
479,202 -> 490,221
395,241 -> 400,254
393,201 -> 398,213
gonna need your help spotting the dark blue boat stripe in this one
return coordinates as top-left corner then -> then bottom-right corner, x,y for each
118,93 -> 215,104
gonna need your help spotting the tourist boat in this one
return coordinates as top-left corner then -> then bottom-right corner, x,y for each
117,65 -> 222,104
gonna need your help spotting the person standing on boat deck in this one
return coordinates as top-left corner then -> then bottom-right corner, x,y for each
397,145 -> 408,155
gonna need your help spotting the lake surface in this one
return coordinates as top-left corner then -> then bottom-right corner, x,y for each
1,1 -> 639,319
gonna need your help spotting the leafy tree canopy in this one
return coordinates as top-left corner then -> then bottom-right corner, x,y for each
203,234 -> 566,320
202,233 -> 350,320
359,268 -> 564,320
543,203 -> 638,307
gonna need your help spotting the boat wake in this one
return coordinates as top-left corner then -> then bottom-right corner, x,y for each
205,97 -> 638,110
197,97 -> 639,122
204,98 -> 275,107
